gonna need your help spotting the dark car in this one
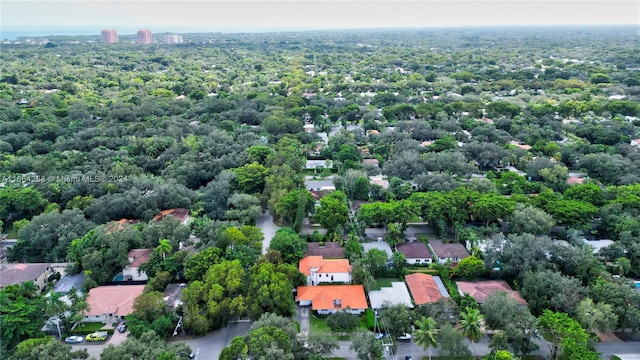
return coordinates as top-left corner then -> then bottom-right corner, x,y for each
117,323 -> 127,333
405,356 -> 413,360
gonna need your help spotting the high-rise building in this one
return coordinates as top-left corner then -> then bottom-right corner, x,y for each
101,29 -> 118,43
163,34 -> 184,44
137,29 -> 152,44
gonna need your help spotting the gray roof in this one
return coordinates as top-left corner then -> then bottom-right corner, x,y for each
433,276 -> 451,298
0,263 -> 51,288
362,241 -> 393,259
304,177 -> 335,191
54,274 -> 86,294
396,242 -> 433,259
428,240 -> 470,259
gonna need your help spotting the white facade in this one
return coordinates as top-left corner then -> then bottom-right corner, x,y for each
122,266 -> 148,281
317,307 -> 365,315
307,269 -> 351,285
405,257 -> 432,265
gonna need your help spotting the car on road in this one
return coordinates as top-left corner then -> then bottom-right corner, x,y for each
85,331 -> 108,341
398,333 -> 412,341
117,323 -> 127,333
405,356 -> 413,360
64,336 -> 84,344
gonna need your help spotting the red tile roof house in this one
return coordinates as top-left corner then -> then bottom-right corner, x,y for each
122,249 -> 153,281
428,240 -> 470,266
83,285 -> 145,323
154,208 -> 190,225
299,255 -> 352,285
456,280 -> 527,305
395,242 -> 434,265
296,285 -> 368,315
405,273 -> 451,305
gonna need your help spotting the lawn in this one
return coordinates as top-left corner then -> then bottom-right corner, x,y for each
75,322 -> 106,332
309,314 -> 369,335
372,277 -> 400,290
4,226 -> 18,239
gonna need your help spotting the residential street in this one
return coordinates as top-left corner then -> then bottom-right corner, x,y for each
172,321 -> 252,360
256,211 -> 279,254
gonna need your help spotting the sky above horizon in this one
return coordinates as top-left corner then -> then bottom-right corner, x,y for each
2,0 -> 639,35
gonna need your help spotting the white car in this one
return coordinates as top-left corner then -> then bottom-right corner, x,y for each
398,333 -> 412,341
64,335 -> 84,344
374,332 -> 386,340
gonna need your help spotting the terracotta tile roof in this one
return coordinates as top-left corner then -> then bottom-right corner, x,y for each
154,208 -> 189,224
106,218 -> 140,233
456,280 -> 527,305
299,256 -> 351,276
396,242 -> 433,259
306,242 -> 345,258
567,176 -> 585,185
127,249 -> 153,267
85,285 -> 145,317
297,285 -> 368,311
428,240 -> 470,260
405,273 -> 444,305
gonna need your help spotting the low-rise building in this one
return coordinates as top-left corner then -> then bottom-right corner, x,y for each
395,242 -> 434,265
299,255 -> 351,285
83,285 -> 145,323
404,273 -> 449,305
122,249 -> 153,281
296,285 -> 367,314
428,240 -> 470,266
456,280 -> 527,305
0,263 -> 54,293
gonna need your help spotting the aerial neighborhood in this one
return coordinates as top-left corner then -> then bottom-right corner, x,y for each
1,23 -> 640,360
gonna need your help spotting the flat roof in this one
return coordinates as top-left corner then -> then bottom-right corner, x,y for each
368,282 -> 413,309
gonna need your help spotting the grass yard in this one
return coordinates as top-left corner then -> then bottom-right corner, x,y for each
75,322 -> 106,332
372,277 -> 400,290
309,314 -> 370,335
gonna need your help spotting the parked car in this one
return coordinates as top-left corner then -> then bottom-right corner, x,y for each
374,332 -> 386,340
405,356 -> 413,360
398,333 -> 412,341
85,331 -> 108,341
64,335 -> 84,344
117,323 -> 127,333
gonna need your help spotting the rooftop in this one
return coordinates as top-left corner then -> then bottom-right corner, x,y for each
368,282 -> 414,309
428,240 -> 470,260
297,285 -> 368,311
456,280 -> 527,305
0,263 -> 51,288
404,273 -> 449,305
154,208 -> 190,224
306,242 -> 345,258
299,256 -> 351,275
53,273 -> 86,294
396,242 -> 433,259
127,248 -> 153,268
84,285 -> 145,317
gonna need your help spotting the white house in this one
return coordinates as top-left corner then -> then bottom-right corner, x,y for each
428,240 -> 470,265
296,285 -> 368,315
395,242 -> 434,265
299,255 -> 351,285
122,249 -> 152,281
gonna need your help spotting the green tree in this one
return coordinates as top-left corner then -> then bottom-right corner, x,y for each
455,255 -> 487,280
381,304 -> 412,338
326,311 -> 360,332
413,316 -> 439,360
438,323 -> 473,359
19,339 -> 89,360
521,270 -> 586,316
575,297 -> 618,333
232,162 -> 269,195
183,247 -> 222,281
364,248 -> 388,277
225,193 -> 262,225
100,331 -> 192,360
350,329 -> 383,360
459,307 -> 483,357
313,191 -> 349,234
247,262 -> 295,319
269,227 -> 307,264
508,203 -> 554,235
538,310 -> 600,360
155,238 -> 173,262
344,239 -> 364,260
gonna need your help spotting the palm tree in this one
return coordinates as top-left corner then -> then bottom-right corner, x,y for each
613,257 -> 631,276
155,238 -> 173,261
17,281 -> 39,298
459,307 -> 483,358
413,316 -> 439,360
46,291 -> 68,339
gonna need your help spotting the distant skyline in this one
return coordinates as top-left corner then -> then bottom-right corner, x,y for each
2,0 -> 639,39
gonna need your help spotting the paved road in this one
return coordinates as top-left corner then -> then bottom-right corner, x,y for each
256,211 -> 279,254
71,326 -> 128,359
173,321 -> 252,360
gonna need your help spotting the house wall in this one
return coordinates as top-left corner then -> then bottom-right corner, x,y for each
405,258 -> 432,265
437,257 -> 464,265
317,308 -> 365,315
122,266 -> 148,281
308,271 -> 351,285
82,314 -> 124,324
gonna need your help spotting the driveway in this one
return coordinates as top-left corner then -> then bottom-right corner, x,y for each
173,321 -> 252,360
71,327 -> 128,359
256,211 -> 279,254
294,305 -> 310,337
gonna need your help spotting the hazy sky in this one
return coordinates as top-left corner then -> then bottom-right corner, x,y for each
2,0 -> 639,34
